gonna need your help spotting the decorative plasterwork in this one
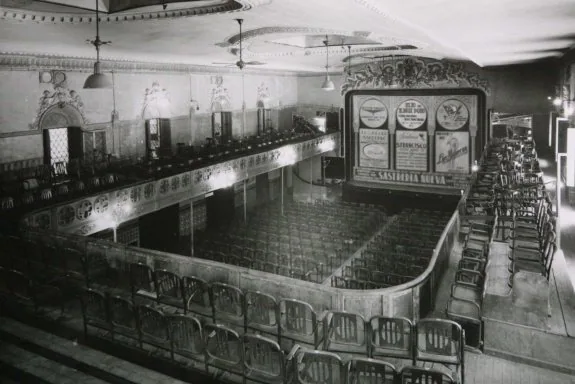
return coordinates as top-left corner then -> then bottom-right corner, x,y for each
0,0 -> 271,24
141,81 -> 173,119
210,76 -> 232,111
257,81 -> 271,106
341,57 -> 490,95
217,27 -> 426,60
0,53 -> 306,76
30,82 -> 87,130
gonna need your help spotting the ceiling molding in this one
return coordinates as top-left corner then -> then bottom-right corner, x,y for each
0,52 -> 326,76
217,26 -> 427,61
0,0 -> 272,24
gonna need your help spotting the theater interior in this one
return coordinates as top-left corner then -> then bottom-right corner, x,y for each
1,0 -> 575,383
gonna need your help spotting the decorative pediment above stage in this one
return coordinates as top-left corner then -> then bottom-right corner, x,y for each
341,58 -> 491,96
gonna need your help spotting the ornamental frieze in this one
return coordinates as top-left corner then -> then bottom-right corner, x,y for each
341,57 -> 490,95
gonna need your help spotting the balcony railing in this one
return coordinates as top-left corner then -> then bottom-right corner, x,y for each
14,131 -> 339,236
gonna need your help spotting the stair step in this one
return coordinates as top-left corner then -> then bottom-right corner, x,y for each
0,341 -> 107,384
0,316 -> 188,384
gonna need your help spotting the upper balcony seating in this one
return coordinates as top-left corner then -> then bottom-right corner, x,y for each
0,129 -> 326,217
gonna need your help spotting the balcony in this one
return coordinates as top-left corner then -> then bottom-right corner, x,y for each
2,130 -> 339,236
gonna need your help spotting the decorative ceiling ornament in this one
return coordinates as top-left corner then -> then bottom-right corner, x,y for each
0,0 -> 263,24
141,81 -> 173,119
341,57 -> 491,95
30,83 -> 87,130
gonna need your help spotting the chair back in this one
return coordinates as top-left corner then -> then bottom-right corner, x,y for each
204,323 -> 243,368
414,319 -> 463,367
138,305 -> 169,345
210,282 -> 245,322
347,358 -> 397,384
400,366 -> 454,384
245,290 -> 279,331
109,296 -> 137,334
280,299 -> 319,346
154,269 -> 183,305
369,316 -> 414,361
324,311 -> 367,353
168,314 -> 204,356
80,288 -> 108,324
130,262 -> 155,297
243,334 -> 285,381
294,349 -> 344,384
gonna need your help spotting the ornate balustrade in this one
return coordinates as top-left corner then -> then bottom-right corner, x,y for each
20,132 -> 339,236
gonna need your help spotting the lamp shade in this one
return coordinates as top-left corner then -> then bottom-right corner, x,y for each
321,76 -> 335,91
84,62 -> 112,89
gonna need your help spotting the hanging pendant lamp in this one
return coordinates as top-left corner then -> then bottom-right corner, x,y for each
321,36 -> 335,91
84,0 -> 112,89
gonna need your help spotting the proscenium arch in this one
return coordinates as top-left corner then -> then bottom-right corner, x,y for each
38,103 -> 85,130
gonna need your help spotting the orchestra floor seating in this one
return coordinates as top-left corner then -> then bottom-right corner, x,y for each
192,200 -> 388,283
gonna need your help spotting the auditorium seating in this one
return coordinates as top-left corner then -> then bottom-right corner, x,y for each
0,229 -> 466,383
0,129 -> 321,215
332,208 -> 452,289
194,200 -> 388,282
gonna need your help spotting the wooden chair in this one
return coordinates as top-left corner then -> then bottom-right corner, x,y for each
323,311 -> 368,355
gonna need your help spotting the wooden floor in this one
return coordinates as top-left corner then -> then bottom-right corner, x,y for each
430,231 -> 575,383
464,353 -> 575,384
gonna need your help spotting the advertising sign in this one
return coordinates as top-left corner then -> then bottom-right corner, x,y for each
359,98 -> 388,128
359,128 -> 389,169
396,99 -> 427,129
396,131 -> 428,171
436,99 -> 470,130
354,168 -> 469,189
435,131 -> 470,173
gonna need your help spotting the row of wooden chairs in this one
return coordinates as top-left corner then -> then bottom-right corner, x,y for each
446,221 -> 491,349
81,285 -> 464,383
0,266 -> 65,315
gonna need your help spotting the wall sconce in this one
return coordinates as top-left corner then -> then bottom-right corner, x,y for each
190,99 -> 200,111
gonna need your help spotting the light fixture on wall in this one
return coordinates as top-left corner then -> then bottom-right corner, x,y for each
190,99 -> 200,111
84,0 -> 112,89
321,36 -> 335,92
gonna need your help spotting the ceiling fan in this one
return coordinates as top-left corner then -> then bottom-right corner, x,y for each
212,19 -> 266,70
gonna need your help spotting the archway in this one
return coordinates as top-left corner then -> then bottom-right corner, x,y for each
39,104 -> 86,168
